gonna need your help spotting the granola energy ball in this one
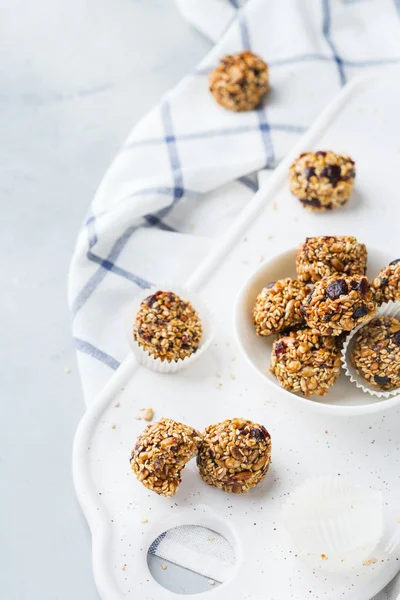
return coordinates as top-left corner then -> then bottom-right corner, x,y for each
270,328 -> 342,396
351,317 -> 400,390
130,418 -> 202,497
133,291 -> 202,362
253,278 -> 311,336
209,51 -> 269,112
296,236 -> 367,283
372,259 -> 400,305
289,150 -> 356,211
302,274 -> 376,336
197,418 -> 272,494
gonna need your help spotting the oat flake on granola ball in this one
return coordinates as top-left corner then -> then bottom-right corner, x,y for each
197,418 -> 272,494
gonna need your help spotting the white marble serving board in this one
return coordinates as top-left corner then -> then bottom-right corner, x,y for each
73,70 -> 400,600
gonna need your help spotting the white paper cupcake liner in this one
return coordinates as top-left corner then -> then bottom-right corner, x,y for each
341,300 -> 400,398
281,476 -> 383,573
124,284 -> 214,373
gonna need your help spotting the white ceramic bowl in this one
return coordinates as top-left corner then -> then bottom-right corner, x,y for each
234,246 -> 400,415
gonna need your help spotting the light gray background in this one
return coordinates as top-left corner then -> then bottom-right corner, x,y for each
0,1 -> 211,598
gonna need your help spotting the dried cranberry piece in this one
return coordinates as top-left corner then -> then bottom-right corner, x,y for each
260,425 -> 271,439
374,374 -> 390,387
266,281 -> 276,289
274,340 -> 286,358
353,304 -> 368,319
250,427 -> 268,441
324,312 -> 334,322
351,277 -> 368,297
301,198 -> 321,208
145,292 -> 161,307
359,278 -> 368,297
326,279 -> 348,300
392,332 -> 400,346
315,151 -> 327,157
390,258 -> 400,266
380,277 -> 389,287
320,164 -> 341,187
304,167 -> 316,180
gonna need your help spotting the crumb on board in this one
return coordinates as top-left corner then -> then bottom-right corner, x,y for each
114,402 -> 120,408
208,536 -> 215,542
141,408 -> 154,422
325,430 -> 329,434
231,355 -> 237,362
363,557 -> 377,567
141,518 -> 148,524
215,372 -> 221,378
161,563 -> 167,571
321,554 -> 328,560
216,382 -> 223,389
122,564 -> 127,571
267,234 -> 274,240
64,366 -> 71,374
230,374 -> 236,380
134,416 -> 142,420
208,580 -> 215,586
111,423 -> 116,429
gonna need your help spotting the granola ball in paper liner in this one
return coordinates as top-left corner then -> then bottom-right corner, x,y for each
270,328 -> 342,397
130,418 -> 202,497
372,259 -> 400,305
289,150 -> 355,211
302,274 -> 376,336
197,418 -> 272,494
133,290 -> 202,363
253,278 -> 310,336
296,236 -> 367,283
209,51 -> 269,112
351,316 -> 400,391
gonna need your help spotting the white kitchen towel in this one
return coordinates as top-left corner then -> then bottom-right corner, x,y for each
68,0 -> 400,595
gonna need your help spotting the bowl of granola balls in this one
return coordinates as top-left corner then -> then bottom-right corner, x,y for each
234,235 -> 400,414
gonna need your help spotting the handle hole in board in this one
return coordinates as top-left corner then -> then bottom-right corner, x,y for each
147,524 -> 237,595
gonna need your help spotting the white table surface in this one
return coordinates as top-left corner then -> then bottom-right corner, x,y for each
0,2 -> 210,598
